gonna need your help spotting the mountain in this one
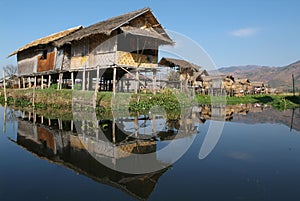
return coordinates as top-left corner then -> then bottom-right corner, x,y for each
218,61 -> 300,91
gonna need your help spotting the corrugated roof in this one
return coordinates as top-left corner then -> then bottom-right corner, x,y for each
8,26 -> 83,57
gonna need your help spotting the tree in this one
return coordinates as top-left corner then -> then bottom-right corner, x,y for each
3,64 -> 17,78
3,64 -> 18,88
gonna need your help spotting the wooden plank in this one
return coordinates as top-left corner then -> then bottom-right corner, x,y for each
37,52 -> 55,72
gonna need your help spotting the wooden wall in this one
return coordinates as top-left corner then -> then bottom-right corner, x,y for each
17,49 -> 38,76
37,51 -> 55,72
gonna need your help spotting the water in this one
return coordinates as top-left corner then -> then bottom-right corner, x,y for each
0,104 -> 300,201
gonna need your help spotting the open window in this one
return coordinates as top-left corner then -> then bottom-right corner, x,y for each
41,50 -> 48,60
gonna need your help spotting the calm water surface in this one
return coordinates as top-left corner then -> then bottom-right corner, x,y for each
0,105 -> 300,201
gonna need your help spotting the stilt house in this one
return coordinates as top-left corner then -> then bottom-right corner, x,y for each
8,8 -> 173,92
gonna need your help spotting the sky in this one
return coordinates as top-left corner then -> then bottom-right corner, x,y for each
1,0 -> 300,72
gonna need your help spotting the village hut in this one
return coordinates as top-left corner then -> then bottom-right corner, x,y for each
158,57 -> 208,92
202,75 -> 234,96
8,8 -> 174,93
250,81 -> 265,94
232,78 -> 251,96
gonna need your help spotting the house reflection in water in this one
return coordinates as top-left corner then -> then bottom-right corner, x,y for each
15,112 -> 169,201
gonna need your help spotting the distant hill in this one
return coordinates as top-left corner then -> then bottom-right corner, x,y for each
218,61 -> 300,91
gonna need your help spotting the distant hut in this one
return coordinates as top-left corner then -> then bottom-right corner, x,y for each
8,8 -> 174,93
158,57 -> 208,92
232,78 -> 251,96
250,81 -> 265,94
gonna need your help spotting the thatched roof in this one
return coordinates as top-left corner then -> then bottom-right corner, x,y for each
8,26 -> 83,57
158,57 -> 202,71
120,26 -> 173,45
55,7 -> 173,47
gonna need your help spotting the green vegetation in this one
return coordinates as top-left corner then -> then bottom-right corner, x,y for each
0,89 -> 299,114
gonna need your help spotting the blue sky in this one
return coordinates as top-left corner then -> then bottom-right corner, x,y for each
1,0 -> 300,71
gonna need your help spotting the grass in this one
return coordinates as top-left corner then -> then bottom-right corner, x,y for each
0,88 -> 299,114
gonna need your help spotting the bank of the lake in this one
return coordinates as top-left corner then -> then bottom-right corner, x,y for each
0,89 -> 299,113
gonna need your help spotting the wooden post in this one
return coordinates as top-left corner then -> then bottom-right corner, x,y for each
41,75 -> 44,89
82,67 -> 86,91
22,77 -> 25,88
292,74 -> 295,96
71,72 -> 74,90
34,76 -> 37,88
112,117 -> 116,144
48,74 -> 51,88
41,116 -> 44,124
113,67 -> 117,96
3,103 -> 7,133
28,77 -> 31,88
71,120 -> 74,132
87,71 -> 90,90
94,66 -> 100,108
135,69 -> 139,94
3,70 -> 7,103
18,78 -> 21,89
153,69 -> 157,95
32,85 -> 36,107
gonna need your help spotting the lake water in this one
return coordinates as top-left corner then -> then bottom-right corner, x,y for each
0,104 -> 300,201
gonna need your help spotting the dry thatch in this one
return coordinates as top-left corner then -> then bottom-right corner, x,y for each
158,57 -> 202,71
120,26 -> 173,45
8,26 -> 83,57
55,7 -> 172,47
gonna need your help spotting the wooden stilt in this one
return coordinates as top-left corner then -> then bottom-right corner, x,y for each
82,67 -> 86,91
18,78 -> 21,89
3,70 -> 7,103
28,77 -> 31,88
113,67 -> 117,96
87,71 -> 90,91
34,76 -> 37,88
3,103 -> 7,133
94,66 -> 100,108
71,72 -> 74,90
112,117 -> 116,144
41,75 -> 44,89
71,120 -> 73,131
135,69 -> 139,94
153,69 -> 157,95
41,116 -> 44,124
48,74 -> 51,88
22,77 -> 25,88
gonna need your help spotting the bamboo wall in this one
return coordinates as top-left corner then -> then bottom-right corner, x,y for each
116,51 -> 157,68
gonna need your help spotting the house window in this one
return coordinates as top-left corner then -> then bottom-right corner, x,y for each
41,50 -> 48,60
